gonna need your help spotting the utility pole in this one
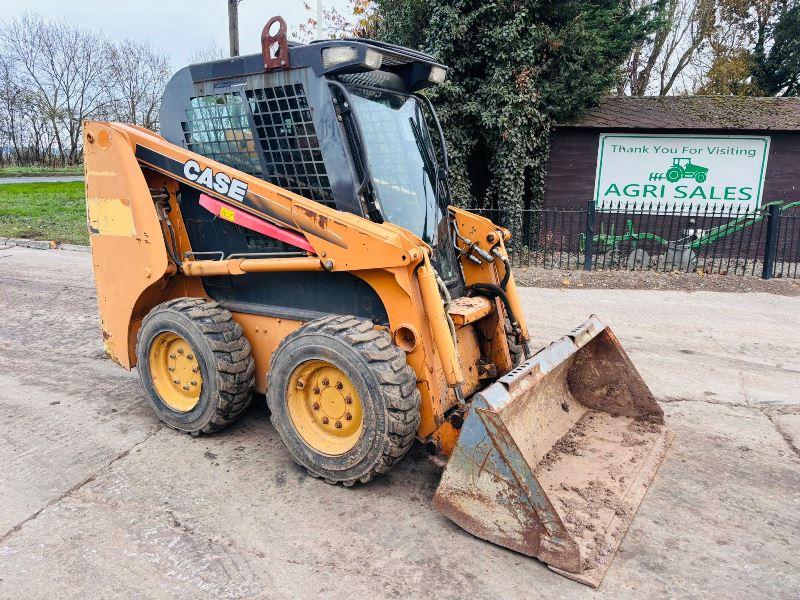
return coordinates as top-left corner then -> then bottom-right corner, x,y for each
316,0 -> 324,40
228,0 -> 240,57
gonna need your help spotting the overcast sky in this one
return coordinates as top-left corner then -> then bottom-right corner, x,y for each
0,0 -> 353,68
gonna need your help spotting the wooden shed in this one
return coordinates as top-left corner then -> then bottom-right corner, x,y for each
544,96 -> 800,211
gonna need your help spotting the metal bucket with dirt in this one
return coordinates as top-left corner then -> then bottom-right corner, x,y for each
433,316 -> 673,587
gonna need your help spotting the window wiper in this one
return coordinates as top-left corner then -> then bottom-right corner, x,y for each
414,93 -> 449,173
328,80 -> 385,224
409,117 -> 438,191
409,117 -> 435,243
409,112 -> 451,219
414,93 -> 453,209
410,104 -> 461,286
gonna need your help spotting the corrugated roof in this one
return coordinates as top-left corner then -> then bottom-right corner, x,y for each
561,96 -> 800,131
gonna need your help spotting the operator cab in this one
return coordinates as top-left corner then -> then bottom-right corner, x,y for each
159,17 -> 461,292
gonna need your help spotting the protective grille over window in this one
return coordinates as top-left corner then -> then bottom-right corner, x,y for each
246,84 -> 335,207
182,94 -> 262,176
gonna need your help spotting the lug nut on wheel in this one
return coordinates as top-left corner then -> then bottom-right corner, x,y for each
335,421 -> 342,429
345,396 -> 352,405
322,417 -> 329,425
345,412 -> 352,421
336,382 -> 343,390
312,402 -> 320,410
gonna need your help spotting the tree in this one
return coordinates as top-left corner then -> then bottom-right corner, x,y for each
620,0 -> 716,96
695,0 -> 800,96
104,39 -> 171,130
0,14 -> 109,165
753,3 -> 800,95
0,58 -> 25,165
0,14 -> 175,166
698,46 -> 762,95
293,1 -> 379,41
188,43 -> 228,64
355,1 -> 661,223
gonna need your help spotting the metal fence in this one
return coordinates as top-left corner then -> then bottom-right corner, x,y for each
473,201 -> 800,279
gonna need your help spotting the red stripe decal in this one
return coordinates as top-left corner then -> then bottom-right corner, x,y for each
198,194 -> 315,253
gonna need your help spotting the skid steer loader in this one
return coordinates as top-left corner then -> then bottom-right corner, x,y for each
84,17 -> 672,587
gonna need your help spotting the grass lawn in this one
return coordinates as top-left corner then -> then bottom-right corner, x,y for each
0,165 -> 84,178
0,182 -> 87,245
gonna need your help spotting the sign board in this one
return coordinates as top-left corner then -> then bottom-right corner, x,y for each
594,134 -> 770,212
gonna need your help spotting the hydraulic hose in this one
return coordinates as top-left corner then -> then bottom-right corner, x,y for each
436,272 -> 458,346
468,282 -> 531,359
492,247 -> 512,289
151,188 -> 183,268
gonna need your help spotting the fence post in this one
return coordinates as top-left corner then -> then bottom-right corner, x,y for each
762,204 -> 780,280
583,200 -> 595,271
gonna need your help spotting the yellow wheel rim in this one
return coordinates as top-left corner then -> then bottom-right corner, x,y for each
287,360 -> 363,455
148,332 -> 203,412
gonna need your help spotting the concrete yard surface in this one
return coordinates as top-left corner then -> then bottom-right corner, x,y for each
0,246 -> 798,599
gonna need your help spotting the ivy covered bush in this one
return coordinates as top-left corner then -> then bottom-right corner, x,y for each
363,1 -> 660,230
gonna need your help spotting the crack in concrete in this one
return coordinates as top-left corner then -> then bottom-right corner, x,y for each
0,339 -> 109,364
675,348 -> 800,375
761,409 -> 800,461
0,274 -> 95,291
0,425 -> 163,546
658,396 -> 753,409
742,379 -> 800,460
659,394 -> 800,462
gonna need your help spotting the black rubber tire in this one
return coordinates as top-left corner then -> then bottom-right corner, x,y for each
505,318 -> 525,368
267,315 -> 420,486
136,297 -> 255,434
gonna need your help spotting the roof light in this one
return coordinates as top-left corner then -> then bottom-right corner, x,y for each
321,45 -> 383,71
364,49 -> 383,70
429,66 -> 447,84
322,46 -> 358,68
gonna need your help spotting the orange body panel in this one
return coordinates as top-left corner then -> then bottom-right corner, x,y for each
230,313 -> 305,393
83,120 -> 529,445
85,128 -> 169,367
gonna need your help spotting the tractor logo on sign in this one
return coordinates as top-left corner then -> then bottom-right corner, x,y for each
650,157 -> 709,183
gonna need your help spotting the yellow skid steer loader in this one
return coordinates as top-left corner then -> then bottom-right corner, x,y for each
84,17 -> 672,587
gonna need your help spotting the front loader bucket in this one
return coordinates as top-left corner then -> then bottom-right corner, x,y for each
433,316 -> 673,587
